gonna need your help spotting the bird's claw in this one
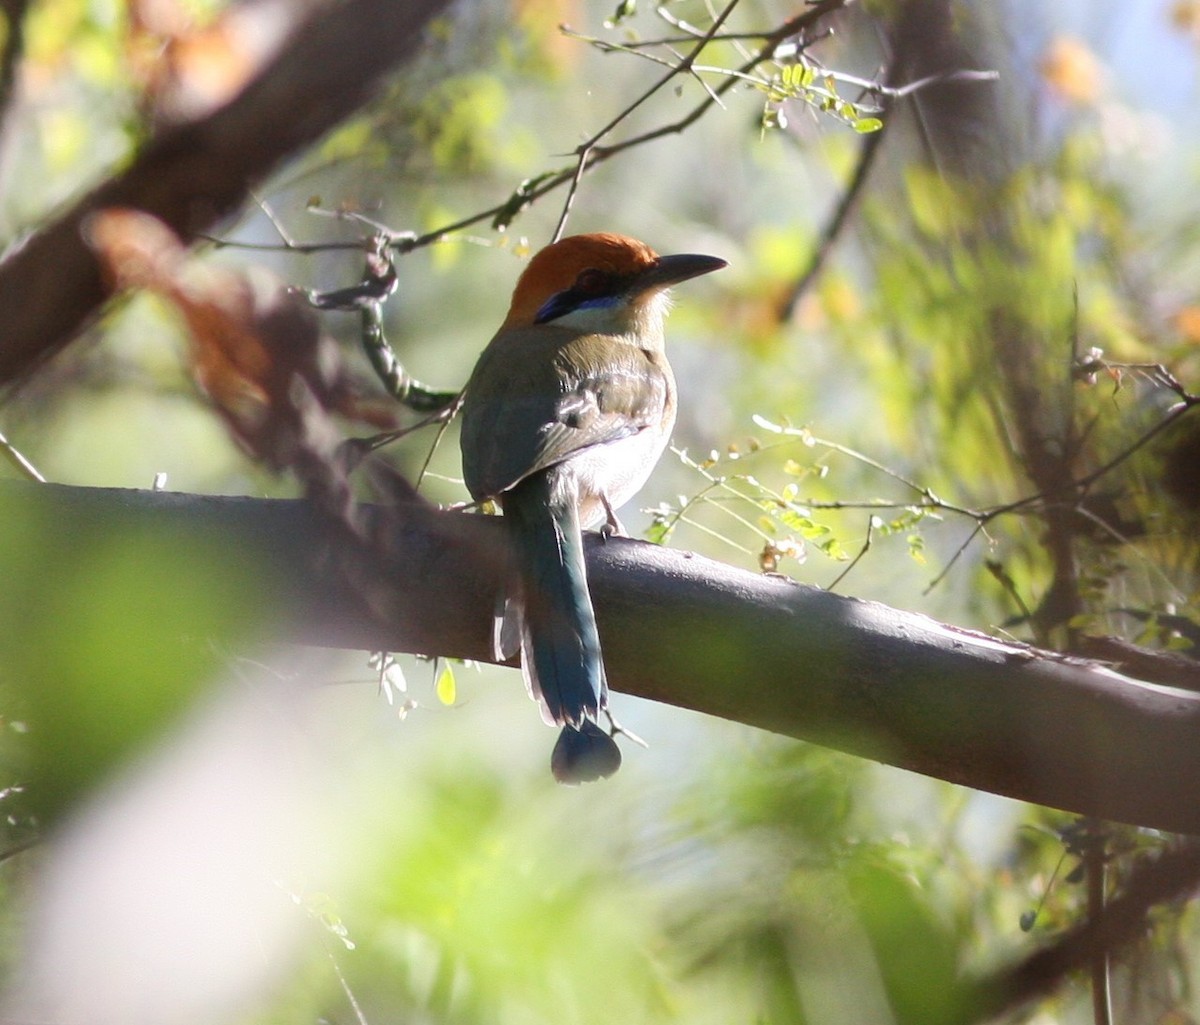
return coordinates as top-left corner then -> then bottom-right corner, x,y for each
600,494 -> 626,540
604,708 -> 648,749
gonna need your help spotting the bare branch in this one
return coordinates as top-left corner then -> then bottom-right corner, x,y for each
777,106 -> 889,320
551,0 -> 741,241
198,2 -> 857,260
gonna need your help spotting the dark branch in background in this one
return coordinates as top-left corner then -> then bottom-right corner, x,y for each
0,0 -> 29,131
772,63 -> 994,322
877,0 -> 1099,644
1076,635 -> 1200,693
921,378 -> 1199,596
960,840 -> 1200,1023
995,306 -> 1085,642
892,0 -> 1003,179
777,109 -> 889,321
0,0 -> 453,388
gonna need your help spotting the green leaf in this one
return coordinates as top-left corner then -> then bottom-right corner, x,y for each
853,117 -> 884,133
907,534 -> 926,564
604,0 -> 636,27
846,861 -> 964,1025
492,170 -> 557,231
0,502 -> 268,821
762,106 -> 787,131
818,538 -> 849,561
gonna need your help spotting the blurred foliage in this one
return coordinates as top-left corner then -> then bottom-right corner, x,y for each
2,1 -> 1200,1024
0,490 -> 272,820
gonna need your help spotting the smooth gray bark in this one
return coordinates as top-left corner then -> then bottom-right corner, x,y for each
4,481 -> 1198,833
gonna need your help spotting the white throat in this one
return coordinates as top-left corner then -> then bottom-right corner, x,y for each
551,289 -> 672,345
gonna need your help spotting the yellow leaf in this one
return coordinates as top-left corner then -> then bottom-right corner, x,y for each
1040,36 -> 1104,105
435,663 -> 456,706
1172,305 -> 1200,343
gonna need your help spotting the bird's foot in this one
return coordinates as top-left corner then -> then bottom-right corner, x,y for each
604,708 -> 648,749
599,494 -> 626,540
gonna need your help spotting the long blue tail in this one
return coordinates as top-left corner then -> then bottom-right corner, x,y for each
505,470 -> 604,725
504,471 -> 621,783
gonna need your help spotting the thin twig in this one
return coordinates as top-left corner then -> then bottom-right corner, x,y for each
551,0 -> 742,241
825,513 -> 874,591
1084,823 -> 1113,1025
0,426 -> 46,482
752,416 -> 980,518
963,833 -> 1200,1025
559,28 -> 741,97
328,948 -> 370,1025
202,1 -> 854,262
777,108 -> 889,320
0,835 -> 39,863
413,394 -> 463,492
252,192 -> 300,247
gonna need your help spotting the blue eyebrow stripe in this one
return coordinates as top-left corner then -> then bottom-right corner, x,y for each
535,290 -> 621,325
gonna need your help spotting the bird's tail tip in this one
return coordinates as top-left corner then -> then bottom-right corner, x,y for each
551,720 -> 622,784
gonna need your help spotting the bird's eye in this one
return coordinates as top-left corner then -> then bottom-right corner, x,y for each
574,268 -> 610,294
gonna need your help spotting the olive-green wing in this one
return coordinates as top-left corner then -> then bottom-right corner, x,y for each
460,326 -> 671,500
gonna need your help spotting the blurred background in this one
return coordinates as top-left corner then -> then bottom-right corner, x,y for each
1,1 -> 1199,1022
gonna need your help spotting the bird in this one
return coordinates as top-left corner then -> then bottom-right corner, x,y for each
459,232 -> 725,783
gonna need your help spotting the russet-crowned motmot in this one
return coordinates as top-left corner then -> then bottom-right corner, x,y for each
460,232 -> 725,783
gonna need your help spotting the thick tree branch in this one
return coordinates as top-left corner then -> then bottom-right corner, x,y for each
4,480 -> 1199,834
0,0 -> 451,387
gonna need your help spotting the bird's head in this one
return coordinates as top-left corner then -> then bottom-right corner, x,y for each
501,232 -> 725,336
